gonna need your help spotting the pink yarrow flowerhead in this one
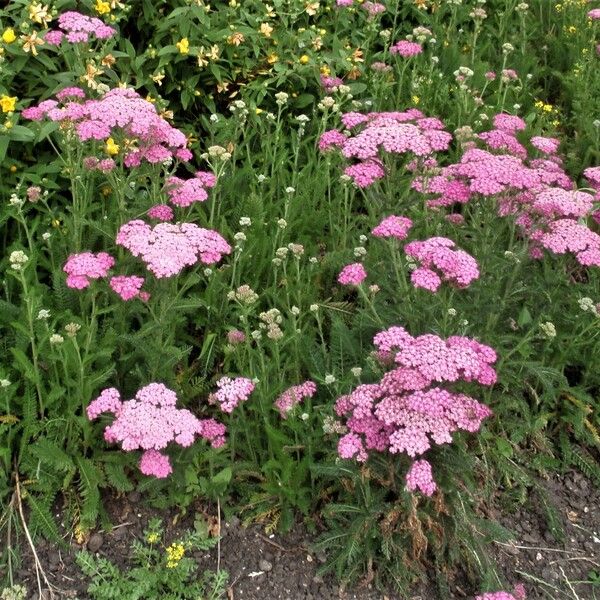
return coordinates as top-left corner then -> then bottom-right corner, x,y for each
44,11 -> 116,45
372,215 -> 413,240
147,204 -> 174,221
338,262 -> 368,286
275,381 -> 317,418
165,171 -> 216,207
208,377 -> 255,414
334,326 -> 495,496
23,88 -> 190,168
389,40 -> 423,57
475,587 -> 526,600
109,275 -> 145,301
63,251 -> 114,289
116,220 -> 231,278
405,237 -> 479,292
87,383 -> 229,478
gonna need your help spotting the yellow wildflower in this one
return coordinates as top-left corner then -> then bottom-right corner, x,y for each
260,23 -> 273,37
5,120 -> 13,129
0,95 -> 17,113
2,28 -> 16,44
265,4 -> 276,17
299,54 -> 310,64
266,53 -> 279,64
176,38 -> 190,54
542,104 -> 553,113
105,137 -> 119,155
151,72 -> 165,85
29,3 -> 52,27
94,0 -> 111,14
255,108 -> 263,114
320,65 -> 331,76
227,32 -> 244,46
412,95 -> 420,105
21,31 -> 44,56
305,1 -> 320,15
10,165 -> 17,173
166,542 -> 185,568
146,532 -> 160,544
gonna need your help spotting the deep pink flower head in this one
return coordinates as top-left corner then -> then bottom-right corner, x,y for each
372,215 -> 413,240
338,262 -> 367,285
147,204 -> 174,221
319,129 -> 347,151
56,87 -> 86,101
275,381 -> 317,418
109,275 -> 145,301
166,172 -> 215,207
531,136 -> 560,155
208,377 -> 255,414
198,418 -> 227,448
63,251 -> 114,289
475,587 -> 526,600
405,237 -> 479,292
406,459 -> 437,496
584,166 -> 600,190
390,40 -> 423,57
116,220 -> 231,278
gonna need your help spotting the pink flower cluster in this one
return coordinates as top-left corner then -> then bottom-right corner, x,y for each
109,275 -> 146,301
116,220 -> 231,278
23,88 -> 190,167
275,381 -> 318,418
208,377 -> 255,413
166,171 -> 217,207
320,75 -> 344,92
413,113 -> 600,268
87,383 -> 227,478
372,215 -> 413,240
475,585 -> 526,600
321,109 -> 451,188
405,237 -> 480,292
44,11 -> 116,45
335,326 -> 495,496
147,204 -> 174,222
363,2 -> 385,16
63,252 -> 114,289
389,40 -> 423,57
338,262 -> 368,286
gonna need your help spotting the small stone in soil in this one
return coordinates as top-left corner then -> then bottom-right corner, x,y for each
87,532 -> 104,552
259,559 -> 273,572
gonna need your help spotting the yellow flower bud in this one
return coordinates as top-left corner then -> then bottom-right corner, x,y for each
2,28 -> 16,44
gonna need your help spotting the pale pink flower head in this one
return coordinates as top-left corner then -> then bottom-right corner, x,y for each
338,262 -> 367,285
372,215 -> 413,240
109,275 -> 145,301
336,0 -> 354,6
63,251 -> 114,289
208,376 -> 255,414
531,136 -> 560,155
139,449 -> 172,478
87,387 -> 122,420
318,129 -> 347,152
275,381 -> 317,418
539,218 -> 600,266
493,113 -> 526,133
363,2 -> 385,16
227,329 -> 246,345
390,40 -> 423,57
116,220 -> 231,278
484,71 -> 496,81
588,8 -> 600,19
166,171 -> 215,207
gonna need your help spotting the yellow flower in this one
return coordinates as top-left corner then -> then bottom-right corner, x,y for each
542,103 -> 553,113
265,4 -> 276,17
305,1 -> 320,15
10,165 -> 17,173
146,532 -> 160,544
105,137 -> 119,155
21,31 -> 44,56
255,108 -> 263,114
176,38 -> 190,54
299,54 -> 310,64
151,72 -> 165,85
266,53 -> 279,64
5,120 -> 13,129
0,95 -> 17,113
226,32 -> 244,46
260,23 -> 273,37
320,65 -> 330,76
94,0 -> 111,14
28,3 -> 52,27
412,95 -> 420,105
166,542 -> 185,568
2,28 -> 16,44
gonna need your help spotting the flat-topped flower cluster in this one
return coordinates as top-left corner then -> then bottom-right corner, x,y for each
335,326 -> 495,496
